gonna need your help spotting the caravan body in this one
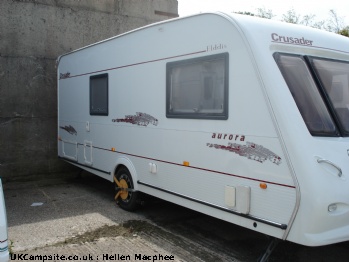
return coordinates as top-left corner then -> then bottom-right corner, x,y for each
57,12 -> 349,246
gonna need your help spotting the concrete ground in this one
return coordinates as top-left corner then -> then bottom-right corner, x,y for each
4,171 -> 349,262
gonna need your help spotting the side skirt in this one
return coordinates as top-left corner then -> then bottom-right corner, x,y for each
138,180 -> 287,230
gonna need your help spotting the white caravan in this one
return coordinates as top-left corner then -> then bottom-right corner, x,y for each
57,12 -> 349,252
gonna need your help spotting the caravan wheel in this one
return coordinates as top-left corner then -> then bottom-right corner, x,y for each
114,167 -> 139,211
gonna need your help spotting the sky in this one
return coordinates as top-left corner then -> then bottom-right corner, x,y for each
178,0 -> 349,26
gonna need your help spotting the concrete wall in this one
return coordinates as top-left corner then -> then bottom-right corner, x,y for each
0,0 -> 178,179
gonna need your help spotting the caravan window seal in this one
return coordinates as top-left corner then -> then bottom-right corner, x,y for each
166,53 -> 229,120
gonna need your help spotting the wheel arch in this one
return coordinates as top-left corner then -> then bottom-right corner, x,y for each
112,156 -> 139,190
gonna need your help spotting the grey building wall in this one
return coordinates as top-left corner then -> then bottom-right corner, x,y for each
0,0 -> 178,179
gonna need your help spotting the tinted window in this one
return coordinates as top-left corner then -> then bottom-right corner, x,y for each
90,73 -> 108,116
274,53 -> 338,136
309,57 -> 349,134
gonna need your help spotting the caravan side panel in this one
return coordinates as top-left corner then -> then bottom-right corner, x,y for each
58,13 -> 297,241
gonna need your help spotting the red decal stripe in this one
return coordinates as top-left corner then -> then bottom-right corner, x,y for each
91,145 -> 296,189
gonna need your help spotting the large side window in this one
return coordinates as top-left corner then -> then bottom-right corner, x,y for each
166,53 -> 229,120
90,73 -> 108,116
274,53 -> 338,136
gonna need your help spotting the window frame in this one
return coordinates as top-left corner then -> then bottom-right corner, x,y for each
306,56 -> 349,136
90,73 -> 109,116
274,52 -> 340,137
166,53 -> 229,120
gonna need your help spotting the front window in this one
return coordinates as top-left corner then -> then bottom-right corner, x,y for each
308,57 -> 349,135
274,53 -> 338,136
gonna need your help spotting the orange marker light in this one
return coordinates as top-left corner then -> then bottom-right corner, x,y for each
111,147 -> 116,152
260,183 -> 267,189
183,161 -> 190,166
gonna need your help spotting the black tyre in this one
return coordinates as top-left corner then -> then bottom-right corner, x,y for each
114,167 -> 139,211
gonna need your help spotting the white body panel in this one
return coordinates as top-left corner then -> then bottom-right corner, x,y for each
0,179 -> 9,262
57,12 -> 349,246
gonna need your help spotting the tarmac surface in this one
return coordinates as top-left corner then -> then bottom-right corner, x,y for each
3,171 -> 349,262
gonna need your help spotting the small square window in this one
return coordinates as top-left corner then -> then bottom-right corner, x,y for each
90,73 -> 108,116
